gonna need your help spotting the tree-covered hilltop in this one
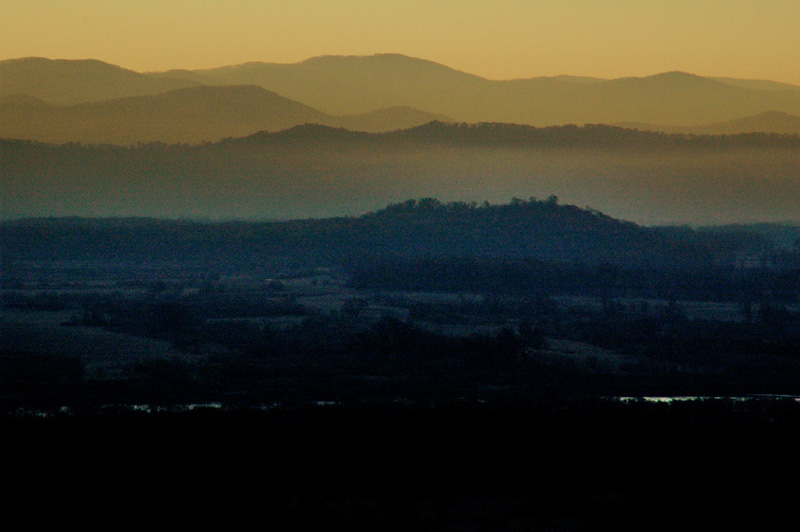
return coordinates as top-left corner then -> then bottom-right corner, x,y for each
1,197 -> 768,268
6,197 -> 797,305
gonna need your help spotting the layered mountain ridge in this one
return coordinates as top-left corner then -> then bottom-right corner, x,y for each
2,55 -> 800,145
0,85 -> 451,144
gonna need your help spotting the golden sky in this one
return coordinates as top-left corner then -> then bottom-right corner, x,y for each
3,0 -> 800,84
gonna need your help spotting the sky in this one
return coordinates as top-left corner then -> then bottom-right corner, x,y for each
3,0 -> 800,84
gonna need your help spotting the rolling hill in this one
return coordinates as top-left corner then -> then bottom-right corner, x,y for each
0,198 -> 741,270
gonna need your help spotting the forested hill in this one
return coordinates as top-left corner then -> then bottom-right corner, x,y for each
1,198 -> 766,269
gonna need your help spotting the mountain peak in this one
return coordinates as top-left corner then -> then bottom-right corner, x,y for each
301,53 -> 432,64
295,53 -> 481,79
624,71 -> 717,85
601,71 -> 735,97
650,70 -> 702,78
751,110 -> 792,119
1,56 -> 129,72
0,56 -> 197,104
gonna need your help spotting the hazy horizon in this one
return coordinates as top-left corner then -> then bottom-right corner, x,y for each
3,0 -> 800,85
3,1 -> 799,227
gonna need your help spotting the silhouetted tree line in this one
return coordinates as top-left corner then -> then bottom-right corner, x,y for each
236,121 -> 800,149
5,122 -> 800,154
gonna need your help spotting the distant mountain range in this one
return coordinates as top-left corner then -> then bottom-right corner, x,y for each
617,111 -> 800,136
149,55 -> 800,126
3,55 -> 800,144
0,57 -> 198,104
0,86 -> 451,144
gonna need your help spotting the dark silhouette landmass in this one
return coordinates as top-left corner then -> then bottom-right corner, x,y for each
0,197 -> 761,267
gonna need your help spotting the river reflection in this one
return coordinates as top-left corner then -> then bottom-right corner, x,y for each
10,395 -> 800,418
618,395 -> 800,403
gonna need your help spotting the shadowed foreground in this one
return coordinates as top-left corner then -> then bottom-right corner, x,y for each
3,399 -> 799,529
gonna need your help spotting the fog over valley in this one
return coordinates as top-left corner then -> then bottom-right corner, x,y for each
4,124 -> 799,226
